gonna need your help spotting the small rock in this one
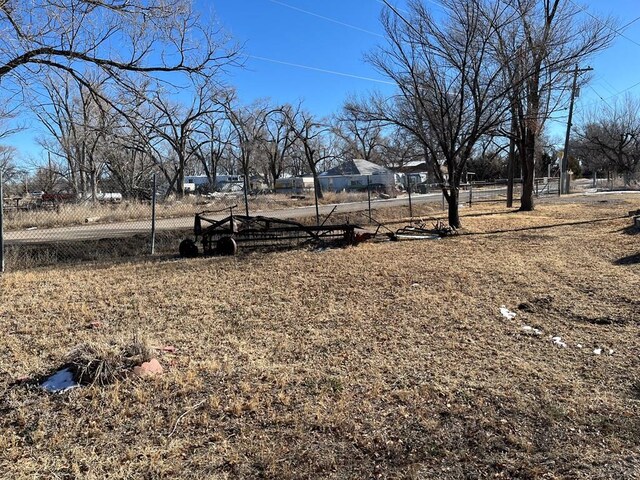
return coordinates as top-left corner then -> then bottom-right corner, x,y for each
593,348 -> 602,355
133,358 -> 163,377
552,336 -> 567,348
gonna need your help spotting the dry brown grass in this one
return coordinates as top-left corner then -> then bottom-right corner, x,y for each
0,194 -> 639,479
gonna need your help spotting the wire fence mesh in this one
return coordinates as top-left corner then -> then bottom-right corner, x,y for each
0,174 -> 586,271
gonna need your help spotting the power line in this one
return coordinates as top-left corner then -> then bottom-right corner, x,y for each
588,84 -> 613,109
620,14 -> 640,32
567,0 -> 640,48
580,78 -> 640,111
268,0 -> 384,37
248,55 -> 396,85
592,75 -> 618,96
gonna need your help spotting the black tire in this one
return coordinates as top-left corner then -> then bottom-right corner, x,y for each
216,236 -> 238,256
179,238 -> 199,258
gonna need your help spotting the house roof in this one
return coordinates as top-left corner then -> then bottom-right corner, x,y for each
321,159 -> 391,176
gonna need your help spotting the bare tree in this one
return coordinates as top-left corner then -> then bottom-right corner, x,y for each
286,107 -> 335,200
32,72 -> 114,199
0,0 -> 237,102
574,96 -> 640,186
145,82 -> 217,196
355,0 -> 512,228
261,104 -> 297,187
494,0 -> 616,210
222,97 -> 269,213
334,104 -> 386,164
0,144 -> 19,182
190,108 -> 234,191
380,126 -> 423,171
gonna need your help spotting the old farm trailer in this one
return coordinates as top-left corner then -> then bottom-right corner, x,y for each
179,207 -> 360,257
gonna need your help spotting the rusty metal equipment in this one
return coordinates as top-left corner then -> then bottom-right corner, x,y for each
179,206 -> 360,257
389,220 -> 454,241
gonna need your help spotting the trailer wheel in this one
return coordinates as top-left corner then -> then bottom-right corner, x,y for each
217,236 -> 238,256
179,238 -> 199,258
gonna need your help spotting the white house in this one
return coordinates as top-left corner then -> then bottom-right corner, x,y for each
274,176 -> 315,194
319,159 -> 396,193
184,174 -> 243,192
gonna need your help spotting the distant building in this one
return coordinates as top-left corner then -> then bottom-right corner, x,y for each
319,159 -> 396,193
275,176 -> 315,194
184,174 -> 243,192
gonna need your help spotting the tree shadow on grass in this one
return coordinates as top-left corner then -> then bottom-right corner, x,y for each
614,253 -> 640,265
461,215 -> 628,236
613,225 -> 639,236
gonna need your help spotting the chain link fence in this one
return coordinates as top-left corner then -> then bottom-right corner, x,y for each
0,175 -> 289,270
0,174 -> 571,271
591,173 -> 640,191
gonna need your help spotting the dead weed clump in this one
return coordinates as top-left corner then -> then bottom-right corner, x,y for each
64,336 -> 152,386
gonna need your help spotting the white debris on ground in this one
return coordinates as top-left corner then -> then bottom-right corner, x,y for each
499,306 -> 615,356
41,368 -> 79,393
521,325 -> 543,336
500,305 -> 517,320
592,348 -> 615,355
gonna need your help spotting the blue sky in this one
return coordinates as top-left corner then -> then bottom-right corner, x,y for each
7,0 -> 640,161
209,0 -> 395,115
210,0 -> 640,139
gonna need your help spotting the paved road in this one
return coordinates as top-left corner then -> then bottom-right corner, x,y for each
4,192 -> 451,245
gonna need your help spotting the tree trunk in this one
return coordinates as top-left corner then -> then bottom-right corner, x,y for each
310,165 -> 323,200
446,186 -> 460,229
519,125 -> 537,210
90,168 -> 98,202
175,159 -> 185,197
243,172 -> 250,216
520,132 -> 536,211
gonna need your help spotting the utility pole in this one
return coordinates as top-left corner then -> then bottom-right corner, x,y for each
561,65 -> 592,194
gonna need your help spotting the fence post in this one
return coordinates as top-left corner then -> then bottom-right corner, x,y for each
0,169 -> 4,273
367,175 -> 372,223
469,183 -> 473,207
407,176 -> 413,219
151,173 -> 157,255
314,177 -> 320,227
243,173 -> 250,217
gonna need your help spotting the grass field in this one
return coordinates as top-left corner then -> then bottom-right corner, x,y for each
0,194 -> 639,479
